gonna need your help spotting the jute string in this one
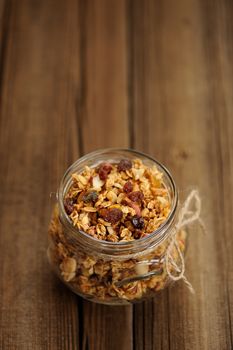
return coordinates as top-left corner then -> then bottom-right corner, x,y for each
165,190 -> 205,294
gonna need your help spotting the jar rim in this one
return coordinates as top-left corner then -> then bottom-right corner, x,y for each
58,148 -> 178,256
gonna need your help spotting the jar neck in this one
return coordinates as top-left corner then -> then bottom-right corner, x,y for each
58,148 -> 178,259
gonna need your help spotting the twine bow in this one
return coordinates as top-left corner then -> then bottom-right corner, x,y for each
165,190 -> 205,293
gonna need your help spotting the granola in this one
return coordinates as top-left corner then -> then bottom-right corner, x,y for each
48,158 -> 186,304
63,159 -> 171,242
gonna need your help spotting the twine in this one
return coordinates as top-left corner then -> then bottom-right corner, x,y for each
164,190 -> 205,294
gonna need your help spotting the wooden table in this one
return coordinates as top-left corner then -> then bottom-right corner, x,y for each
0,1 -> 232,349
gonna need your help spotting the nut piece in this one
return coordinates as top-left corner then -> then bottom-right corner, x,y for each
132,168 -> 144,180
92,175 -> 104,190
123,198 -> 142,216
135,263 -> 149,275
60,257 -> 77,282
77,174 -> 88,185
60,257 -> 77,273
106,191 -> 117,203
62,272 -> 76,282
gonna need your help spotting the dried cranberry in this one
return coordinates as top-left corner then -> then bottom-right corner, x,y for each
131,215 -> 144,229
89,212 -> 98,225
123,181 -> 133,193
83,191 -> 98,203
98,162 -> 113,180
77,191 -> 85,203
99,208 -> 123,224
99,169 -> 107,181
117,159 -> 132,172
64,198 -> 75,215
128,191 -> 144,202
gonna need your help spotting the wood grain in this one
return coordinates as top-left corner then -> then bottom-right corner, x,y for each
131,0 -> 233,349
0,0 -> 10,109
0,0 -> 81,348
80,0 -> 129,152
0,0 -> 232,349
77,1 -> 133,350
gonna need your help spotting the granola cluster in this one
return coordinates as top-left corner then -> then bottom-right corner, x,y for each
48,158 -> 186,304
63,159 -> 171,242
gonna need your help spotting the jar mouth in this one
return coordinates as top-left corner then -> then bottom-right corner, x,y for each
58,148 -> 178,255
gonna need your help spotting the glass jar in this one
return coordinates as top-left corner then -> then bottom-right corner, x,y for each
48,149 -> 186,305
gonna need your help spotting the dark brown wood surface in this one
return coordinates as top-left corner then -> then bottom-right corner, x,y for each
0,0 -> 232,349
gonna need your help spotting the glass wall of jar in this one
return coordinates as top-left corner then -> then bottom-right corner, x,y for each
48,149 -> 186,305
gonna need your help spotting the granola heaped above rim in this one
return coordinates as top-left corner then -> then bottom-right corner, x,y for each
63,158 -> 172,242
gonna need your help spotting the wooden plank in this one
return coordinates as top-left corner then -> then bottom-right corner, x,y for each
0,0 -> 81,348
0,0 -> 232,349
0,0 -> 4,20
80,302 -> 133,350
78,1 -> 133,349
130,0 -> 233,349
0,0 -> 11,95
80,0 -> 129,152
200,1 -> 233,347
0,0 -> 8,49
